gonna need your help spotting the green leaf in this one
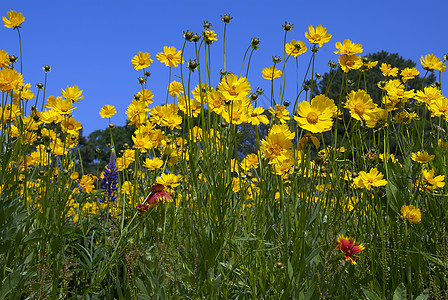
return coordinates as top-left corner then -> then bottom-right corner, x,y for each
393,283 -> 406,300
361,287 -> 382,300
415,289 -> 429,300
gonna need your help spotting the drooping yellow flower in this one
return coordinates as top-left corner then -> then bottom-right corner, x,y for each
99,105 -> 117,118
294,96 -> 335,133
345,90 -> 378,121
2,10 -> 25,29
400,67 -> 420,82
131,52 -> 153,70
411,151 -> 434,164
217,74 -> 251,102
305,25 -> 332,47
400,205 -> 421,224
285,40 -> 307,57
61,85 -> 84,102
355,168 -> 387,189
334,39 -> 363,55
168,81 -> 184,97
379,63 -> 399,77
156,46 -> 183,68
262,66 -> 282,80
338,55 -> 363,72
420,54 -> 446,72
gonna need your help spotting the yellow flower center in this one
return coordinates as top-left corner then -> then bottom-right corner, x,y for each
306,112 -> 319,124
354,104 -> 365,116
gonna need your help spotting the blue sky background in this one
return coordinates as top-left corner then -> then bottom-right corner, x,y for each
2,0 -> 448,136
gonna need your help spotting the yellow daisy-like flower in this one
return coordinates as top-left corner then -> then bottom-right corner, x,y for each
411,151 -> 434,164
420,54 -> 446,72
421,169 -> 445,191
355,168 -> 387,189
262,66 -> 282,80
428,96 -> 448,117
400,205 -> 422,224
269,104 -> 290,124
294,96 -> 334,133
156,46 -> 183,68
131,52 -> 153,71
285,40 -> 307,57
143,157 -> 164,170
217,73 -> 251,102
415,86 -> 444,105
400,67 -> 420,82
203,30 -> 218,43
0,68 -> 24,92
338,55 -> 363,72
61,85 -> 84,102
0,50 -> 9,68
334,39 -> 363,55
344,90 -> 378,121
305,25 -> 332,47
168,81 -> 184,97
99,105 -> 117,118
2,10 -> 25,29
379,63 -> 399,77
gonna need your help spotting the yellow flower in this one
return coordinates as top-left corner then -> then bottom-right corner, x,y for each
79,174 -> 97,193
305,25 -> 332,47
132,133 -> 152,153
168,81 -> 184,97
421,169 -> 445,191
262,66 -> 282,80
3,10 -> 25,29
217,74 -> 251,102
0,68 -> 24,92
420,54 -> 446,72
156,46 -> 183,68
53,97 -> 76,115
61,85 -> 84,102
428,96 -> 448,117
345,90 -> 378,121
415,86 -> 444,105
285,40 -> 307,57
203,30 -> 217,43
338,55 -> 362,72
355,168 -> 387,189
294,96 -> 334,133
99,105 -> 117,118
400,67 -> 420,82
61,116 -> 82,135
161,113 -> 183,130
400,205 -> 422,224
247,106 -> 269,126
269,105 -> 290,124
0,50 -> 9,68
334,39 -> 363,55
136,89 -> 154,105
143,157 -> 164,170
156,173 -> 183,190
411,151 -> 434,164
131,52 -> 153,70
379,63 -> 399,77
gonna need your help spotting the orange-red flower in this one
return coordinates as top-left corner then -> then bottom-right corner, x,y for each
336,235 -> 365,265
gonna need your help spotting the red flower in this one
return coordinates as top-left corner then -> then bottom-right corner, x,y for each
336,234 -> 365,265
136,184 -> 173,212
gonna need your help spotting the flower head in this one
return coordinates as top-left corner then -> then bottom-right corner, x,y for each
99,105 -> 117,118
101,152 -> 118,202
421,54 -> 446,72
411,151 -> 434,164
336,235 -> 365,265
294,96 -> 335,133
355,168 -> 387,189
3,11 -> 25,29
285,40 -> 307,57
262,66 -> 282,80
132,52 -> 153,70
334,39 -> 363,56
305,25 -> 332,47
156,46 -> 183,68
400,205 -> 422,224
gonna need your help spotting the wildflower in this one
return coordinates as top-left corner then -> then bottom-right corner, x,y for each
136,89 -> 154,105
131,52 -> 153,70
400,205 -> 422,224
400,67 -> 420,82
0,68 -> 24,92
421,168 -> 445,191
285,40 -> 307,57
294,96 -> 335,133
355,168 -> 387,189
334,39 -> 363,55
52,97 -> 76,115
262,66 -> 282,80
61,85 -> 84,102
420,54 -> 446,72
240,153 -> 259,172
143,157 -> 164,170
61,116 -> 82,135
99,105 -> 117,118
345,90 -> 378,121
203,30 -> 217,43
260,126 -> 294,164
379,63 -> 399,77
132,133 -> 152,153
411,151 -> 434,164
415,86 -> 444,105
297,133 -> 320,150
269,105 -> 290,124
217,74 -> 251,102
156,46 -> 183,67
305,25 -> 332,47
3,10 -> 25,29
79,174 -> 97,193
156,173 -> 182,191
161,113 -> 183,130
168,81 -> 184,97
338,55 -> 363,72
101,152 -> 118,202
336,235 -> 365,265
247,106 -> 269,126
428,96 -> 448,117
0,50 -> 9,68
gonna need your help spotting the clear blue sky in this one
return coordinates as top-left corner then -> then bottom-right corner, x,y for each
3,0 -> 448,135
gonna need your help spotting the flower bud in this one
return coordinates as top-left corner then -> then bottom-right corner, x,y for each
183,30 -> 193,41
256,87 -> 264,95
36,83 -> 44,89
145,71 -> 151,77
272,56 -> 282,64
138,77 -> 146,84
109,123 -> 114,128
250,93 -> 258,101
221,14 -> 232,23
202,21 -> 212,29
282,21 -> 293,31
192,33 -> 200,42
9,55 -> 18,63
43,65 -> 51,72
328,61 -> 337,69
187,59 -> 198,71
315,73 -> 321,79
